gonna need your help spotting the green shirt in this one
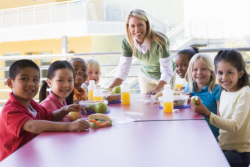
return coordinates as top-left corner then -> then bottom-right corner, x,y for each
121,38 -> 175,80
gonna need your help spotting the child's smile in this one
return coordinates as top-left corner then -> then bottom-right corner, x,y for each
87,68 -> 99,84
7,67 -> 40,104
221,80 -> 231,86
192,59 -> 212,89
25,88 -> 35,94
71,60 -> 87,89
175,54 -> 189,78
216,60 -> 244,92
47,68 -> 74,103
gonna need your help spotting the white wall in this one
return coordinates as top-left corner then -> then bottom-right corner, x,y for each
183,0 -> 250,37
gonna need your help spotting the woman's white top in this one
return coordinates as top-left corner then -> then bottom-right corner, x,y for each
115,38 -> 173,83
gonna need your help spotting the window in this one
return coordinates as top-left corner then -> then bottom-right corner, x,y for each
4,53 -> 21,84
26,52 -> 51,79
39,52 -> 51,84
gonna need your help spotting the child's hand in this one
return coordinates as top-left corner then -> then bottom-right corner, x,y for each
63,104 -> 87,115
175,86 -> 185,91
179,86 -> 185,90
69,119 -> 90,131
190,100 -> 211,118
184,92 -> 192,103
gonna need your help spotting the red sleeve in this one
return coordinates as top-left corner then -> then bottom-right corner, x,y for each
38,105 -> 53,121
40,101 -> 55,113
6,106 -> 33,138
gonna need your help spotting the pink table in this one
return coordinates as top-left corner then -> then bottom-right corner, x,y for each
106,94 -> 204,121
1,120 -> 229,167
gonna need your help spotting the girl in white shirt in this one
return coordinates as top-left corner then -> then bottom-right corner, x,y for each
191,49 -> 250,167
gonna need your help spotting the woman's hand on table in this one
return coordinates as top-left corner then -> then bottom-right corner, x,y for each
69,119 -> 90,131
146,89 -> 160,95
146,80 -> 166,95
190,100 -> 211,119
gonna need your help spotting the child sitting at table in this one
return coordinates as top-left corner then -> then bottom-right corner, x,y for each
174,47 -> 199,90
81,58 -> 101,94
39,61 -> 75,111
0,59 -> 89,162
69,58 -> 88,102
184,53 -> 220,139
191,50 -> 250,167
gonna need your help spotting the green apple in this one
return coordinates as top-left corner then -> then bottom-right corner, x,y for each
95,102 -> 108,114
113,86 -> 121,93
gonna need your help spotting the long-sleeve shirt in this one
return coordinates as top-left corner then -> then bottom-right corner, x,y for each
115,38 -> 174,83
210,86 -> 250,152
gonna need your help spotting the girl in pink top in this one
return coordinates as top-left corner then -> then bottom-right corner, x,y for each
39,61 -> 74,112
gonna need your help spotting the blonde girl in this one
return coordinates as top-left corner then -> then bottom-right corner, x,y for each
81,58 -> 101,93
184,53 -> 220,138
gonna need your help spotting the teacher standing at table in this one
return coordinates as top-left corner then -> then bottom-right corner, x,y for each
109,9 -> 174,95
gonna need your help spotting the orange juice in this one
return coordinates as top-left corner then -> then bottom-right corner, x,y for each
121,92 -> 130,105
93,96 -> 103,100
175,84 -> 183,89
163,102 -> 173,112
88,90 -> 94,100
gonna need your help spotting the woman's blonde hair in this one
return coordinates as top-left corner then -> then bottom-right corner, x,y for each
125,9 -> 170,55
86,58 -> 101,84
185,53 -> 216,93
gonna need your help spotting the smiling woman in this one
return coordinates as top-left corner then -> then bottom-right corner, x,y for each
109,9 -> 175,95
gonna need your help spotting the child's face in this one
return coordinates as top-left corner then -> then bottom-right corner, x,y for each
71,60 -> 88,87
216,60 -> 244,92
86,68 -> 99,84
47,68 -> 74,101
7,67 -> 40,102
175,54 -> 190,78
192,59 -> 212,88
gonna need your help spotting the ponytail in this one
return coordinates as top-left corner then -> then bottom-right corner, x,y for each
39,81 -> 49,103
65,90 -> 74,105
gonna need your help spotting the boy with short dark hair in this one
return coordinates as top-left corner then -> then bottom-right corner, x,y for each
69,58 -> 88,101
0,59 -> 89,162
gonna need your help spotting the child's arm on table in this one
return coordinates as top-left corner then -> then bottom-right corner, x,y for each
22,119 -> 90,134
52,104 -> 86,122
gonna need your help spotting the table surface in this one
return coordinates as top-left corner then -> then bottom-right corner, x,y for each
1,120 -> 229,167
104,94 -> 204,121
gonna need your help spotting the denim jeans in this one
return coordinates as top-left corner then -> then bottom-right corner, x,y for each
223,150 -> 250,167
